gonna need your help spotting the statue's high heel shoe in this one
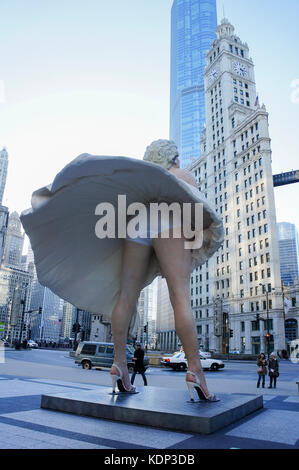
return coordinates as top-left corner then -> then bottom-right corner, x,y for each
186,370 -> 218,402
110,363 -> 136,393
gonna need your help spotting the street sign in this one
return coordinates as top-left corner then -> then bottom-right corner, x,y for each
0,322 -> 5,333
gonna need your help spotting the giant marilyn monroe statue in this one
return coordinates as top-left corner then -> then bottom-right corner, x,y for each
20,139 -> 224,402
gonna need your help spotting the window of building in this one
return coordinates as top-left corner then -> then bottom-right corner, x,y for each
251,320 -> 260,331
264,319 -> 273,330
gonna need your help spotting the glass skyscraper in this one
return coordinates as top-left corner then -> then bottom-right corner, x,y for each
170,0 -> 217,168
277,222 -> 299,286
0,148 -> 8,205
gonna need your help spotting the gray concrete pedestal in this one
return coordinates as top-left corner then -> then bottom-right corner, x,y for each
41,385 -> 263,435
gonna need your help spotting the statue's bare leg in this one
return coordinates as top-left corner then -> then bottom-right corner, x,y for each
152,234 -> 211,397
111,240 -> 152,390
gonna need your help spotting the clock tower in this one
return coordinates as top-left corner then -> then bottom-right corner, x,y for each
204,18 -> 257,153
189,19 -> 284,355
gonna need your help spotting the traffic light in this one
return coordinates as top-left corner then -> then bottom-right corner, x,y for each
143,325 -> 147,333
265,333 -> 270,339
256,313 -> 260,322
229,329 -> 233,338
39,307 -> 42,314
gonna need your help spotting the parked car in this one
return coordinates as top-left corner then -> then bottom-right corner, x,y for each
27,340 -> 38,349
199,350 -> 212,359
74,341 -> 149,371
161,351 -> 224,371
0,338 -> 9,347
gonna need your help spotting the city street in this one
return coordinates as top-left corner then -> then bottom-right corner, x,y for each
0,348 -> 298,449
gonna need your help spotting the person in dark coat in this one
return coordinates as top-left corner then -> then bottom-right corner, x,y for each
130,343 -> 147,386
268,352 -> 279,389
257,352 -> 267,388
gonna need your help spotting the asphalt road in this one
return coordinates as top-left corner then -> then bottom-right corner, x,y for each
1,348 -> 298,396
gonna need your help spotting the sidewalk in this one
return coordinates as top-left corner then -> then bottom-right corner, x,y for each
0,373 -> 298,449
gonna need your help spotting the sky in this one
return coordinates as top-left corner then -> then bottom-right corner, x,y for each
0,0 -> 298,254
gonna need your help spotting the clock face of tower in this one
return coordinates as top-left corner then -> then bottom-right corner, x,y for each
209,67 -> 219,84
233,61 -> 248,77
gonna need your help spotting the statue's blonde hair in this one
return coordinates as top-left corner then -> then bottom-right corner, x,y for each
143,139 -> 178,170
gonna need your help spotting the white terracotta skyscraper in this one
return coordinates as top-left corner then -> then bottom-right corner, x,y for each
190,19 -> 285,355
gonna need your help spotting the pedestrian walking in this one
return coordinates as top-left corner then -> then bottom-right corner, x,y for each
268,352 -> 279,389
257,352 -> 267,388
130,343 -> 147,386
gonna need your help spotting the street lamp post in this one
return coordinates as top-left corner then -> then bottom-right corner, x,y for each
281,280 -> 287,351
18,284 -> 29,348
265,288 -> 270,360
259,283 -> 275,360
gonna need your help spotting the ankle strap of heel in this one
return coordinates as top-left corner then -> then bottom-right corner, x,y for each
111,363 -> 122,377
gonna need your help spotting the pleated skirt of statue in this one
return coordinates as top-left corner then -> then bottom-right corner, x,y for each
20,153 -> 224,337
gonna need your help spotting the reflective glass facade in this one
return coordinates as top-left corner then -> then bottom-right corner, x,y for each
277,222 -> 299,286
170,0 -> 217,167
0,148 -> 8,206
